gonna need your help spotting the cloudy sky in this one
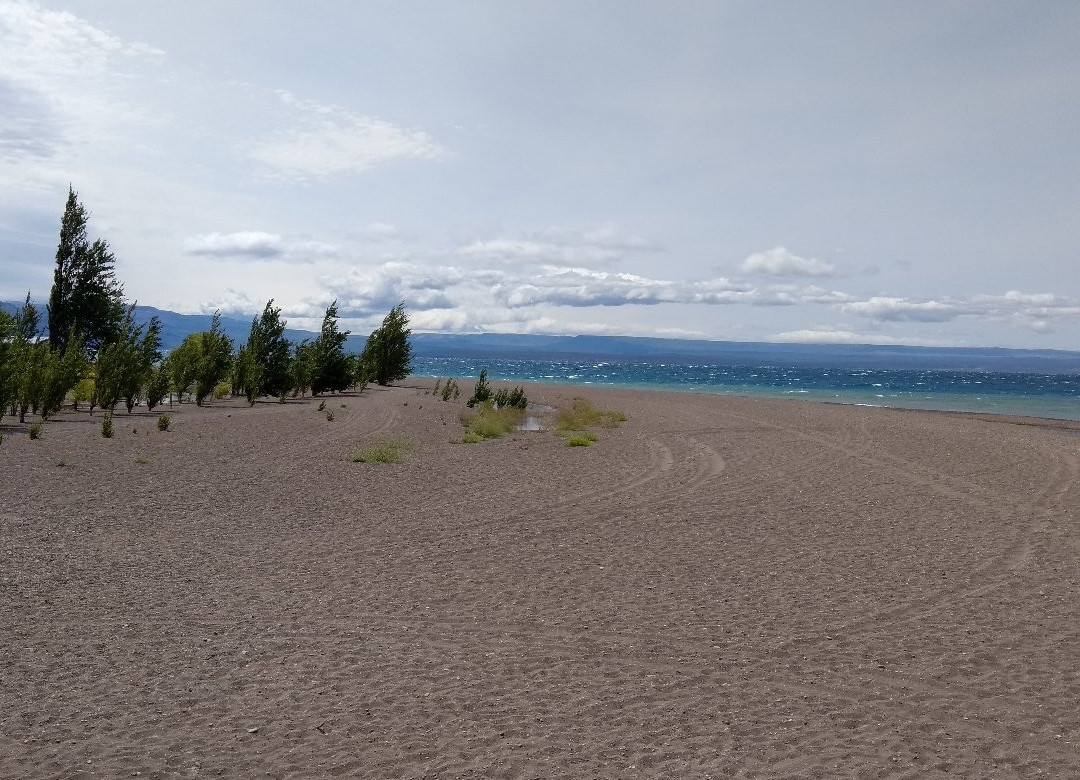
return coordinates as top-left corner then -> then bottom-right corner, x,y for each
2,1 -> 1078,348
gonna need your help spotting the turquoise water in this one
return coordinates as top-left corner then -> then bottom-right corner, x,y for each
413,357 -> 1080,422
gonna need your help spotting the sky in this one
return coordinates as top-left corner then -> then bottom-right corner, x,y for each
1,1 -> 1079,349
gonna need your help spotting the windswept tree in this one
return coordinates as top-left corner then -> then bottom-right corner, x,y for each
311,301 -> 350,395
243,299 -> 292,399
193,312 -> 233,406
164,336 -> 200,402
94,305 -> 162,412
363,302 -> 412,386
165,312 -> 233,406
47,187 -> 125,356
5,296 -> 84,422
0,307 -> 14,421
290,340 -> 315,397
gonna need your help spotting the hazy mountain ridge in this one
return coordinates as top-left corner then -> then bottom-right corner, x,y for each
3,301 -> 1079,374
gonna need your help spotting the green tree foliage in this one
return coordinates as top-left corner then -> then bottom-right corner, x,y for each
94,305 -> 162,412
193,312 -> 234,406
363,302 -> 412,386
311,301 -> 351,395
143,365 -> 171,412
164,336 -> 200,403
6,296 -> 83,422
40,334 -> 86,419
466,368 -> 493,408
47,187 -> 125,356
493,385 -> 528,409
290,340 -> 315,397
0,307 -> 14,421
232,345 -> 262,405
243,299 -> 292,399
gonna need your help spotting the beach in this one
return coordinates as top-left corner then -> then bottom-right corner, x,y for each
2,381 -> 1078,779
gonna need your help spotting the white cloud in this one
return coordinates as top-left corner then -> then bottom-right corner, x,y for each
0,0 -> 164,182
458,225 -> 658,268
246,92 -> 446,181
740,246 -> 836,277
198,288 -> 264,316
771,328 -> 930,346
305,258 -> 857,322
183,231 -> 339,261
184,231 -> 283,258
840,292 -> 1080,325
840,296 -> 967,322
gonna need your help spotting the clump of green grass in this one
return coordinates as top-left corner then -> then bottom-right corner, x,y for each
461,432 -> 483,444
101,412 -> 115,438
349,439 -> 406,464
135,455 -> 152,464
28,422 -> 43,440
157,414 -> 171,432
565,432 -> 599,447
459,402 -> 524,441
555,397 -> 627,432
214,381 -> 231,400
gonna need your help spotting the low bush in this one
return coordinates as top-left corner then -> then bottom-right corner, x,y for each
555,398 -> 627,434
459,402 -> 524,440
493,385 -> 528,409
440,377 -> 461,402
461,432 -> 483,444
101,412 -> 115,438
28,422 -> 43,440
317,400 -> 326,412
466,369 -> 493,408
566,432 -> 598,447
349,439 -> 406,464
326,410 -> 335,422
157,414 -> 171,432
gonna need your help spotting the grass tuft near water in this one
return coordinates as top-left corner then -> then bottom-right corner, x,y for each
459,403 -> 525,441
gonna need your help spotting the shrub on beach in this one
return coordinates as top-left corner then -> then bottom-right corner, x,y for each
350,439 -> 406,463
552,398 -> 626,446
439,377 -> 461,402
492,385 -> 528,409
466,369 -> 493,408
555,398 -> 626,434
459,402 -> 524,441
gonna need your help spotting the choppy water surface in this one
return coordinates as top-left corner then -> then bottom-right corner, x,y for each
414,357 -> 1080,422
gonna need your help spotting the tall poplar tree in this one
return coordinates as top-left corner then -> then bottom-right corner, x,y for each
243,299 -> 292,398
363,303 -> 412,386
48,187 -> 125,356
311,301 -> 350,395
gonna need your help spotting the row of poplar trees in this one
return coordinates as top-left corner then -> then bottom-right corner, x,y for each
0,188 -> 413,425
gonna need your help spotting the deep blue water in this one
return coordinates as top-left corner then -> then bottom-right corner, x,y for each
413,357 -> 1080,422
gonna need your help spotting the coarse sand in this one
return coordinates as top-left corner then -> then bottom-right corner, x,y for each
2,380 -> 1079,778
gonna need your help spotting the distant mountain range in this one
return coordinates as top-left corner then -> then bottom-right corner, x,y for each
4,301 -> 1079,374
